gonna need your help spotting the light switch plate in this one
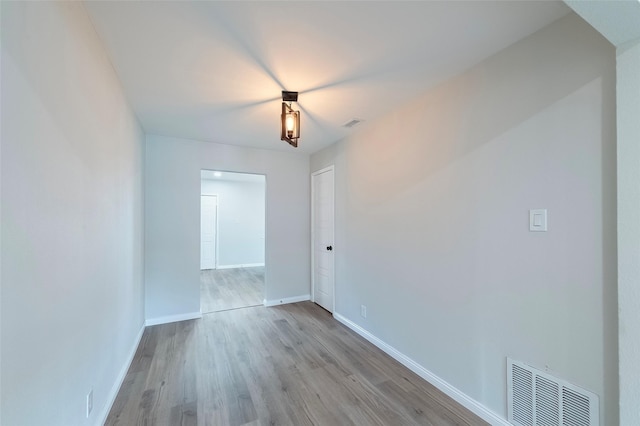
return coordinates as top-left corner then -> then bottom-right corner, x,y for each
529,209 -> 547,232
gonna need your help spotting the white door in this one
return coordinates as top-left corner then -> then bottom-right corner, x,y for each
312,166 -> 335,312
201,195 -> 217,270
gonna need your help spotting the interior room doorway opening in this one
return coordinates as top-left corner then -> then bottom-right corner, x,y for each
200,170 -> 266,314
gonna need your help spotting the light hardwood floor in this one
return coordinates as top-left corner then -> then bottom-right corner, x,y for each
106,302 -> 488,426
200,267 -> 263,314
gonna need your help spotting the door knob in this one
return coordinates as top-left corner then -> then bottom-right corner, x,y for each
326,245 -> 333,251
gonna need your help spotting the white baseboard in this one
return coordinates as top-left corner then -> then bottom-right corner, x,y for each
264,294 -> 310,307
145,311 -> 202,326
95,323 -> 145,426
216,263 -> 265,270
333,313 -> 509,426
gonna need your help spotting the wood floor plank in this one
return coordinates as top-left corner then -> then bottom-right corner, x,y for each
200,267 -> 263,314
106,301 -> 489,426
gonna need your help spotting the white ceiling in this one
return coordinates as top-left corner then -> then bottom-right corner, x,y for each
85,1 -> 570,154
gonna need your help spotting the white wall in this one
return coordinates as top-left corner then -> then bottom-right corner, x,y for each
145,135 -> 309,321
617,39 -> 640,426
1,3 -> 145,426
311,14 -> 617,425
201,178 -> 265,268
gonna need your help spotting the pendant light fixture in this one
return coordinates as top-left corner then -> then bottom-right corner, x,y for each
281,91 -> 300,147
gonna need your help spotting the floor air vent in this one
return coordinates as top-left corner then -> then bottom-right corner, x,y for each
507,358 -> 598,426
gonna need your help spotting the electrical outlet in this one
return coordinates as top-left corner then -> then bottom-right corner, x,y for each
360,304 -> 367,318
86,389 -> 93,418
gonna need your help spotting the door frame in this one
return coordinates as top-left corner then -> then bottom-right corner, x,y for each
200,194 -> 219,270
311,165 -> 335,313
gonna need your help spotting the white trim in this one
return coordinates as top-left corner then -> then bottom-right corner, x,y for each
144,311 -> 202,327
312,165 -> 335,175
333,312 -> 509,426
216,263 -> 265,269
310,165 -> 335,313
264,294 -> 310,307
215,195 -> 219,269
95,324 -> 144,426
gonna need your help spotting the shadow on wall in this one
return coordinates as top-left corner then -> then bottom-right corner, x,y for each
345,14 -> 613,208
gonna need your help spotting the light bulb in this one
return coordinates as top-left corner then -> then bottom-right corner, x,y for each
286,114 -> 295,132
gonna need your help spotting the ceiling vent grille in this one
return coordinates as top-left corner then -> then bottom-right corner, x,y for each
507,358 -> 599,426
342,118 -> 363,128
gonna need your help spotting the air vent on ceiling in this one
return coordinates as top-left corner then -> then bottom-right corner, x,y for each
507,358 -> 599,426
342,118 -> 363,128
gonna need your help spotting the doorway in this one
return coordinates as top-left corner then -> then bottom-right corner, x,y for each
312,166 -> 335,312
200,170 -> 266,313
